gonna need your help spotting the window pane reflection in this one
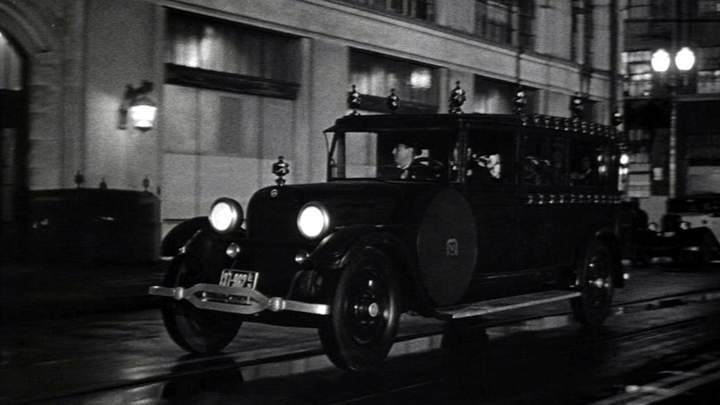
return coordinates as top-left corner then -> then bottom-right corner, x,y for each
166,10 -> 299,82
350,50 -> 439,107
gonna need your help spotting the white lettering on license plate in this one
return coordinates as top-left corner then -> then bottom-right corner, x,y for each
219,270 -> 259,289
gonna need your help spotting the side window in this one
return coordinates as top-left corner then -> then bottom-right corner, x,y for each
462,130 -> 513,185
522,133 -> 566,186
569,140 -> 601,187
346,132 -> 377,178
377,132 -> 449,181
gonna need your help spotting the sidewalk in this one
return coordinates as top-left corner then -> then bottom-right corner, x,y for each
0,260 -> 166,323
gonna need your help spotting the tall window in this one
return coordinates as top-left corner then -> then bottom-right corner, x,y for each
0,30 -> 25,227
622,50 -> 653,97
475,0 -> 513,45
341,0 -> 435,21
166,10 -> 300,85
518,1 -> 535,50
0,32 -> 22,90
571,0 -> 594,65
474,1 -> 534,50
626,0 -> 679,19
698,47 -> 720,94
349,49 -> 439,112
626,0 -> 651,19
164,10 -> 300,156
473,76 -> 536,114
162,10 -> 302,221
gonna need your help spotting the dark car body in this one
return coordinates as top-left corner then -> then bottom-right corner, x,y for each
151,112 -> 625,370
619,195 -> 720,266
659,194 -> 720,264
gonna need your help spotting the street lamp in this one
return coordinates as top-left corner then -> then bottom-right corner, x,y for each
650,47 -> 695,198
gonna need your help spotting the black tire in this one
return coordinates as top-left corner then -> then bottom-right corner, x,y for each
571,241 -> 614,328
318,247 -> 401,371
161,256 -> 242,354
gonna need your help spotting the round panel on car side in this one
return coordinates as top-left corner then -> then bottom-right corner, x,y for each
416,188 -> 478,307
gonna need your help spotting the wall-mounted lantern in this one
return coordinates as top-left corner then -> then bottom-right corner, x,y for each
118,80 -> 157,131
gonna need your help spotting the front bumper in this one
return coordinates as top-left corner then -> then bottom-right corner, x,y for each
148,284 -> 330,316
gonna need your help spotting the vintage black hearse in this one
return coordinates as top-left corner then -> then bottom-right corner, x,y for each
150,105 -> 626,371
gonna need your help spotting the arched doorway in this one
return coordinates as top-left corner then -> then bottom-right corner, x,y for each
0,29 -> 28,260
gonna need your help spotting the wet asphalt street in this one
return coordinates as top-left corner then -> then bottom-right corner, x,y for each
2,264 -> 720,404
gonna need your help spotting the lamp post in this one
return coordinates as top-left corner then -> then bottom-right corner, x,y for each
650,47 -> 695,198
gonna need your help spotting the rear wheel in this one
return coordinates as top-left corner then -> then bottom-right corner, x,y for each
319,247 -> 401,371
161,256 -> 242,353
571,241 -> 614,328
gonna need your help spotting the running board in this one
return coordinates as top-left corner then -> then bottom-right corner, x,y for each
436,290 -> 580,320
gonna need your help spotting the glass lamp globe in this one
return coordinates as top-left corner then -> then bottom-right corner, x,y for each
128,95 -> 157,131
674,47 -> 696,71
651,49 -> 671,73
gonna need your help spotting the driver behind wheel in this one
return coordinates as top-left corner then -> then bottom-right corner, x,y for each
392,140 -> 441,180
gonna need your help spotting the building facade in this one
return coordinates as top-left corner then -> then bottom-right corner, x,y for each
0,0 -> 621,252
623,0 -> 720,221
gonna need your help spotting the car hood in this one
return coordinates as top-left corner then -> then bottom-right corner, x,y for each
245,180 -> 439,240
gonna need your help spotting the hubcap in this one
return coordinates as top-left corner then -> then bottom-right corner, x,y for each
346,271 -> 389,344
368,302 -> 380,318
585,254 -> 611,307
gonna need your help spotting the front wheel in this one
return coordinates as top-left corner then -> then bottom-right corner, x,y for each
161,256 -> 242,354
571,241 -> 615,328
318,247 -> 401,371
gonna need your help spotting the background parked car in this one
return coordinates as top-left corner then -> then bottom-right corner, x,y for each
619,196 -> 720,266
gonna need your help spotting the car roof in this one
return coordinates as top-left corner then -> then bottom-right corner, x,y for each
325,113 -> 618,141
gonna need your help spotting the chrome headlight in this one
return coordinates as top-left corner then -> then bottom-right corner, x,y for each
209,198 -> 243,234
679,221 -> 691,230
648,222 -> 659,232
297,202 -> 330,239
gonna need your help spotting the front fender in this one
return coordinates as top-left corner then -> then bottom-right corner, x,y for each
162,217 -> 248,257
161,217 -> 210,257
309,225 -> 420,312
309,226 -> 411,269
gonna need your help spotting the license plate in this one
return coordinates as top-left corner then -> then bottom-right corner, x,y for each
219,269 -> 259,290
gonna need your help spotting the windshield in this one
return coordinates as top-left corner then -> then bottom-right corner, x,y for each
328,131 -> 453,181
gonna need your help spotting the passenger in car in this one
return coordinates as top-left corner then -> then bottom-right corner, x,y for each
450,145 -> 501,183
469,153 -> 501,182
523,155 -> 553,185
570,156 -> 594,185
392,140 -> 440,180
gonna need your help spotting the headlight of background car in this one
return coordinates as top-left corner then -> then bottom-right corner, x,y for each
679,221 -> 691,230
209,198 -> 244,234
297,202 -> 330,239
